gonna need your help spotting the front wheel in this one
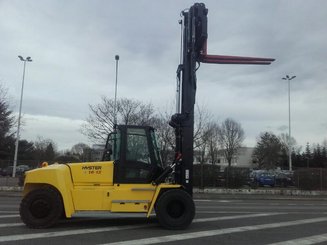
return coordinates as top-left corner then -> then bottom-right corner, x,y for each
155,189 -> 195,230
20,187 -> 63,228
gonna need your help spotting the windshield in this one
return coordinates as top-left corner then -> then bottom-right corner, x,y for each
126,128 -> 150,164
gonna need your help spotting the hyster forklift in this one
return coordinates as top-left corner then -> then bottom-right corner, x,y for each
20,3 -> 274,229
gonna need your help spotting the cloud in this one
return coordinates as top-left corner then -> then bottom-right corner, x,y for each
20,114 -> 89,150
1,0 -> 326,150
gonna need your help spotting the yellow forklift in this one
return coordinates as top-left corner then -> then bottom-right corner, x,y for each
20,3 -> 274,229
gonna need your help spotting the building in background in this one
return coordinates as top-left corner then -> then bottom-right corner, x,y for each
216,147 -> 255,169
194,147 -> 255,170
91,144 -> 105,161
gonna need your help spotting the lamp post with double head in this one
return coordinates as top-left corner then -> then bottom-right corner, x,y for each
12,56 -> 32,177
282,75 -> 296,171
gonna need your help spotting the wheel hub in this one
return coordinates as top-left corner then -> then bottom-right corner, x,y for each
30,199 -> 51,219
167,200 -> 184,218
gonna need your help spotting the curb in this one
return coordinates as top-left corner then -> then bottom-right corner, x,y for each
0,186 -> 23,192
1,186 -> 327,197
194,187 -> 327,197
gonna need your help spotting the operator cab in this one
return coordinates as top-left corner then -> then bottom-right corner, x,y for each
103,125 -> 163,184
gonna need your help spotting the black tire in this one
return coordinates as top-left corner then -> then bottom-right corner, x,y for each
155,189 -> 195,230
20,187 -> 63,228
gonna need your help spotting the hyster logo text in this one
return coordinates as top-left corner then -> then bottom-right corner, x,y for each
82,166 -> 102,171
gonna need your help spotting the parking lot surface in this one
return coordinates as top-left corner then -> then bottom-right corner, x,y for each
1,192 -> 327,244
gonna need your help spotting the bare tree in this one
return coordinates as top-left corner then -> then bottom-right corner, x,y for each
33,137 -> 58,164
71,143 -> 91,161
151,112 -> 175,166
150,103 -> 216,167
217,118 -> 245,167
193,104 -> 212,150
71,143 -> 90,154
194,120 -> 218,165
206,122 -> 220,165
190,106 -> 219,188
278,133 -> 299,168
81,97 -> 115,142
278,133 -> 298,152
81,97 -> 156,143
154,104 -> 217,167
196,122 -> 214,188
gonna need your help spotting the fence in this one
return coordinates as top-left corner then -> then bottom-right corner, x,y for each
193,164 -> 221,187
0,160 -> 39,169
193,164 -> 327,191
0,176 -> 19,186
294,168 -> 327,191
193,165 -> 250,189
2,160 -> 327,191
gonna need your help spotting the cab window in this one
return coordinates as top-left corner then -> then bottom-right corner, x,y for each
126,128 -> 150,164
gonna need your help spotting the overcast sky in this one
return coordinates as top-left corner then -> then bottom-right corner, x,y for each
1,0 -> 326,151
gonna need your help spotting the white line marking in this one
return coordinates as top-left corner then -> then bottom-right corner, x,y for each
0,217 -> 131,229
0,223 -> 22,228
268,233 -> 327,245
195,199 -> 231,203
196,211 -> 261,214
194,212 -> 282,223
0,205 -> 19,209
194,200 -> 327,206
196,206 -> 304,210
0,214 -> 19,218
99,217 -> 327,245
0,224 -> 150,242
198,211 -> 327,215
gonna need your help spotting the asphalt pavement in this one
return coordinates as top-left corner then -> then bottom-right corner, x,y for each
2,176 -> 327,244
1,193 -> 327,244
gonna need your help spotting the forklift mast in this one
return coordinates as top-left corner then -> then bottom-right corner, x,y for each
170,3 -> 274,195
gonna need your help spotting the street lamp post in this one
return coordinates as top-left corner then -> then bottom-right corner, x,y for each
282,75 -> 296,171
12,56 -> 32,177
113,55 -> 119,126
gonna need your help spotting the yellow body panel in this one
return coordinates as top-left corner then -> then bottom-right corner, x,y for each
23,161 -> 181,218
146,183 -> 181,217
23,163 -> 75,217
71,184 -> 155,212
69,162 -> 114,185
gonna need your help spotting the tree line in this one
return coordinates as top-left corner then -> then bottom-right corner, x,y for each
1,82 -> 326,170
81,97 -> 245,168
252,131 -> 327,170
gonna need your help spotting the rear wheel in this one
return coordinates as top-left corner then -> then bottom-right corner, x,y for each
20,187 -> 63,228
155,189 -> 195,230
